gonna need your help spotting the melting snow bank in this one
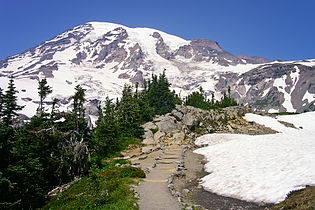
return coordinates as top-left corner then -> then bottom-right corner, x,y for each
194,112 -> 315,204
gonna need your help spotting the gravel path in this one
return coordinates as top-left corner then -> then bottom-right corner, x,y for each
130,145 -> 182,210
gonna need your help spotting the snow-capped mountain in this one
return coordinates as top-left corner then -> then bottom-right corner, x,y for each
0,21 -> 314,117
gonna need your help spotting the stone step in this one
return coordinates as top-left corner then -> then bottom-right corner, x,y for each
144,179 -> 168,183
163,156 -> 179,160
158,161 -> 178,164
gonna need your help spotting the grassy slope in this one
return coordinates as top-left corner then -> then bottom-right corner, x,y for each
43,160 -> 145,210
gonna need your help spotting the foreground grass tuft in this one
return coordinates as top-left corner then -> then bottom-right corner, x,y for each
273,186 -> 315,210
43,160 -> 144,209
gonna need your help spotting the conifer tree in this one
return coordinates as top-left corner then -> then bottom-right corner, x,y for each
185,87 -> 210,110
91,97 -> 120,159
0,78 -> 23,208
71,85 -> 87,137
147,70 -> 177,115
117,84 -> 143,137
1,77 -> 24,126
37,78 -> 52,115
0,88 -> 3,117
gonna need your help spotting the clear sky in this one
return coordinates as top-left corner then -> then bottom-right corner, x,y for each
0,0 -> 314,61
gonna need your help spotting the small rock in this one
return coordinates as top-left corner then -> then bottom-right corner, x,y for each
144,168 -> 150,174
175,191 -> 181,197
168,184 -> 174,190
138,155 -> 148,160
182,188 -> 190,194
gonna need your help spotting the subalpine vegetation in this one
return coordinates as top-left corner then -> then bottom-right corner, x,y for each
184,86 -> 237,110
0,71 -> 237,209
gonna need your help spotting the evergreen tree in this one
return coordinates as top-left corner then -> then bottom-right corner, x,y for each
50,98 -> 59,120
70,85 -> 88,141
0,88 -> 3,118
147,70 -> 177,115
37,78 -> 52,115
117,84 -> 143,137
0,78 -> 23,208
1,77 -> 24,126
91,97 -> 120,160
184,87 -> 210,110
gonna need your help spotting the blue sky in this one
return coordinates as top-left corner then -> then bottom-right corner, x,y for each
0,0 -> 314,61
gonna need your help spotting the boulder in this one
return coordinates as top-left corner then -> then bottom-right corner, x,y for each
171,110 -> 183,121
142,121 -> 157,131
170,131 -> 185,143
142,130 -> 155,145
176,105 -> 188,114
182,113 -> 198,128
154,130 -> 165,142
155,116 -> 179,133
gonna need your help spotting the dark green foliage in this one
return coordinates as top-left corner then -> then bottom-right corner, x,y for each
120,166 -> 146,178
184,87 -> 210,110
146,70 -> 181,115
216,91 -> 238,108
1,77 -> 24,126
117,84 -> 145,137
150,128 -> 158,134
91,97 -> 121,161
0,78 -> 25,208
37,78 -> 52,115
0,80 -> 91,209
184,86 -> 238,110
0,88 -> 3,115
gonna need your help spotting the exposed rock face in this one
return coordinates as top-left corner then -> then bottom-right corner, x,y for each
216,63 -> 315,112
153,32 -> 172,60
236,55 -> 270,64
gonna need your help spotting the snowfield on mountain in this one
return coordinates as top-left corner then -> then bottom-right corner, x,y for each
194,112 -> 315,204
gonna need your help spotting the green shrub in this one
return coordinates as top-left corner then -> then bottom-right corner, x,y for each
150,128 -> 159,134
120,167 -> 146,178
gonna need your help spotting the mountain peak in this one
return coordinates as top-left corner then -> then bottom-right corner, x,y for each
0,22 -> 314,118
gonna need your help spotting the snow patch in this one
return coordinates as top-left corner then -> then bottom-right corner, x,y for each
195,112 -> 315,204
302,90 -> 315,102
273,74 -> 296,112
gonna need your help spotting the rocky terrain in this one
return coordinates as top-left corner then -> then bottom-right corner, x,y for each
140,105 -> 276,150
0,22 -> 314,119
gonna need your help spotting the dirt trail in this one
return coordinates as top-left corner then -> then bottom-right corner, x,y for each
129,145 -> 182,210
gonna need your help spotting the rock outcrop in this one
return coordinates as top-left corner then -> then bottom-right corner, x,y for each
141,105 -> 260,146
